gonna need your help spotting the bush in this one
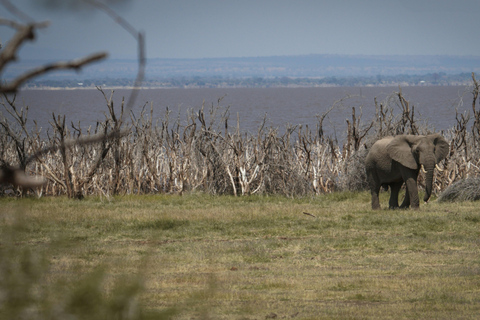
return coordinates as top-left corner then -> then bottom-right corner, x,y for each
437,177 -> 480,202
337,147 -> 369,192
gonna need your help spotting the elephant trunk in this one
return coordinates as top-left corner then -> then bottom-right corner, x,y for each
423,162 -> 435,202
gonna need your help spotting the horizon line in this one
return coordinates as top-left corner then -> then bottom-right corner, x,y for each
18,53 -> 480,62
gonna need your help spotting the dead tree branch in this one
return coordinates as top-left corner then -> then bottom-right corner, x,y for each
1,52 -> 108,93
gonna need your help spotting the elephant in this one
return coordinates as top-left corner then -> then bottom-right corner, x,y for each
365,134 -> 449,210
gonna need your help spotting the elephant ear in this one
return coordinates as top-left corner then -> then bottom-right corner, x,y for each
386,135 -> 418,170
428,133 -> 449,163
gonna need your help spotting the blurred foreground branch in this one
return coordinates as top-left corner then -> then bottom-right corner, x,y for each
0,0 -> 144,191
0,52 -> 108,94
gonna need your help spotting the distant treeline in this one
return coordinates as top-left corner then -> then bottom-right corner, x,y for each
25,72 -> 473,89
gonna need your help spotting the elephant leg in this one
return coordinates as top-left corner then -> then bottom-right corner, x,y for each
404,177 -> 420,209
371,186 -> 381,210
367,169 -> 381,210
400,185 -> 410,209
389,181 -> 403,209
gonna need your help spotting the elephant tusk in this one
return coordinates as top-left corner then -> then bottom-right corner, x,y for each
435,163 -> 444,172
421,164 -> 427,173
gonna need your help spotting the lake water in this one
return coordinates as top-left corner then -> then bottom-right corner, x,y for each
10,86 -> 473,138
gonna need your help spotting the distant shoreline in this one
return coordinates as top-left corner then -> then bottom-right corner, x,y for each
17,70 -> 474,90
21,82 -> 472,91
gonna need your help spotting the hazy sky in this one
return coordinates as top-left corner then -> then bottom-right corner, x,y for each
1,0 -> 480,60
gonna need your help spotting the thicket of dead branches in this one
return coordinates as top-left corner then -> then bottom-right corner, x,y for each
2,74 -> 480,198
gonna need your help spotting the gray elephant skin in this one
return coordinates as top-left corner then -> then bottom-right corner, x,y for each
365,134 -> 449,209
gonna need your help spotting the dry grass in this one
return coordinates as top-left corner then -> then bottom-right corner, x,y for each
1,193 -> 480,319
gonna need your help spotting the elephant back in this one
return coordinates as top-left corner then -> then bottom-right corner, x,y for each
365,136 -> 395,170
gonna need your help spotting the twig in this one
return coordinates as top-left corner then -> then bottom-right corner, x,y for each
0,0 -> 36,23
84,0 -> 146,114
24,128 -> 129,166
1,52 -> 108,93
302,212 -> 316,218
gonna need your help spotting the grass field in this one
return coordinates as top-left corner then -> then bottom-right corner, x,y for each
1,192 -> 479,319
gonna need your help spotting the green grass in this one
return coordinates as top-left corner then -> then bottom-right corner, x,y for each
1,192 -> 480,319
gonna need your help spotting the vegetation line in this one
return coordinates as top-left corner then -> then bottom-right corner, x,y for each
1,75 -> 480,198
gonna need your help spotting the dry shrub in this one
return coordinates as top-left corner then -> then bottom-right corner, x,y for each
262,128 -> 311,197
337,147 -> 369,192
437,177 -> 480,202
